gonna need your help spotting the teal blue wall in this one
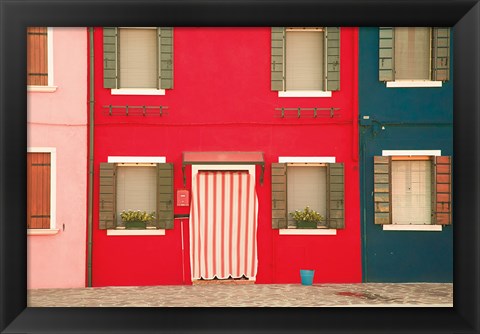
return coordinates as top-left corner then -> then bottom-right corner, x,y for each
359,27 -> 453,282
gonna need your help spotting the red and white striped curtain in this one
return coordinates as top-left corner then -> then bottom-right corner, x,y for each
189,171 -> 258,280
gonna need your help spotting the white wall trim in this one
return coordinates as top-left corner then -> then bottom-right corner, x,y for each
278,90 -> 332,98
279,156 -> 336,163
108,156 -> 167,163
382,150 -> 441,156
192,165 -> 256,185
27,147 -> 56,230
27,86 -> 58,93
47,27 -> 54,87
27,229 -> 60,236
279,229 -> 337,235
111,88 -> 166,96
107,229 -> 166,236
383,225 -> 443,231
386,80 -> 442,88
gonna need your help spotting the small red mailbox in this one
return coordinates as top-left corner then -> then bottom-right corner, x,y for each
176,189 -> 190,206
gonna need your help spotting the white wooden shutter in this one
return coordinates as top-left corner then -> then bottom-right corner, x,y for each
391,160 -> 432,224
287,166 -> 327,226
285,30 -> 324,91
116,166 -> 157,224
394,27 -> 431,80
118,28 -> 158,88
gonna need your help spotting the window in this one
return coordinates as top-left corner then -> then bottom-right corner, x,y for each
373,155 -> 452,226
379,27 -> 450,87
27,150 -> 56,233
103,27 -> 173,94
271,27 -> 340,96
99,162 -> 174,230
271,162 -> 344,229
27,27 -> 54,90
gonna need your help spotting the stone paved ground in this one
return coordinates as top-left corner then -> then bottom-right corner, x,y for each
28,283 -> 453,307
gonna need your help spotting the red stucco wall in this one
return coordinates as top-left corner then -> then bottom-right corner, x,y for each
91,27 -> 361,286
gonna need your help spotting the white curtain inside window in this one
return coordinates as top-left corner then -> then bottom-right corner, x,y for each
394,27 -> 431,80
287,166 -> 327,225
392,160 -> 431,224
286,31 -> 324,90
119,28 -> 158,88
116,166 -> 157,224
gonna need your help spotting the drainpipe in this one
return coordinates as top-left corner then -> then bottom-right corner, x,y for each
87,27 -> 95,287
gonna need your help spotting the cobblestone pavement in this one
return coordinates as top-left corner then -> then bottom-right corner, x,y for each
28,283 -> 452,307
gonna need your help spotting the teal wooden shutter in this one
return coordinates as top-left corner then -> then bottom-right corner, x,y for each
157,163 -> 174,229
103,27 -> 118,89
271,27 -> 285,91
379,27 -> 394,82
271,163 -> 287,229
326,27 -> 340,91
432,27 -> 450,82
99,163 -> 116,229
159,28 -> 174,89
327,163 -> 344,229
433,156 -> 452,225
373,156 -> 391,224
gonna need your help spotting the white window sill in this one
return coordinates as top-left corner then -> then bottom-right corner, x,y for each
386,81 -> 442,88
27,86 -> 58,93
278,90 -> 332,98
107,229 -> 166,236
279,229 -> 337,235
383,225 -> 443,231
111,88 -> 166,96
27,229 -> 60,236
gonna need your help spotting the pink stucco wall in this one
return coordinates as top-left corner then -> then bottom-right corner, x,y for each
27,27 -> 87,289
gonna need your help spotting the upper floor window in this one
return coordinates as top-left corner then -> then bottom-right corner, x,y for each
103,27 -> 173,95
271,27 -> 340,97
379,27 -> 451,87
27,27 -> 55,91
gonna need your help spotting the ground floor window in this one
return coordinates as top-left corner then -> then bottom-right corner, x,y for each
27,150 -> 54,229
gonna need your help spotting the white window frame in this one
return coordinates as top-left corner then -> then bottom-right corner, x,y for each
27,27 -> 57,93
279,27 -> 333,98
278,156 -> 337,235
27,147 -> 58,235
381,149 -> 443,231
386,27 -> 443,88
106,156 -> 167,236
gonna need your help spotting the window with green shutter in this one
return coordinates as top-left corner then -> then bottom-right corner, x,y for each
271,162 -> 345,229
378,27 -> 450,86
98,162 -> 175,230
373,155 -> 452,226
103,27 -> 174,91
271,27 -> 340,94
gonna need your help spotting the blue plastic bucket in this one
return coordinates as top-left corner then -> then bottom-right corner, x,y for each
300,269 -> 315,286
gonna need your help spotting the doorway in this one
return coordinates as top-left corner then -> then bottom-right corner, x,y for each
189,166 -> 258,282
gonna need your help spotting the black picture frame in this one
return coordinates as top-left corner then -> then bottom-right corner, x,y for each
1,0 -> 479,333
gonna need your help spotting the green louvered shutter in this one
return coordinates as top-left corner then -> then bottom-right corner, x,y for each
379,27 -> 394,82
159,28 -> 174,89
432,27 -> 450,82
327,163 -> 344,229
157,163 -> 174,229
272,163 -> 287,229
271,27 -> 285,91
433,156 -> 452,225
373,156 -> 391,224
326,27 -> 340,91
99,163 -> 116,229
103,27 -> 118,89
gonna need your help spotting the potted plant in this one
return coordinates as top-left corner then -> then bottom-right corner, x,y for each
289,206 -> 325,229
120,210 -> 156,229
